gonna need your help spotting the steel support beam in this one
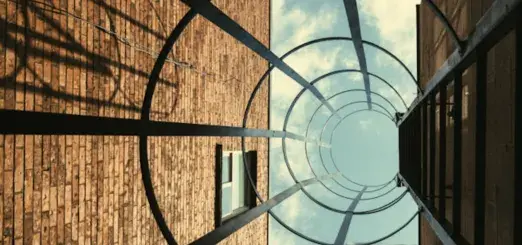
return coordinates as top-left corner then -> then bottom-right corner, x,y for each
474,54 -> 487,245
398,174 -> 461,245
0,110 -> 327,146
424,0 -> 465,52
180,0 -> 339,117
342,0 -> 372,109
515,14 -> 522,245
398,0 -> 522,126
422,101 -> 428,198
439,86 -> 447,221
334,187 -> 367,245
191,174 -> 339,245
452,72 -> 462,237
429,95 -> 436,207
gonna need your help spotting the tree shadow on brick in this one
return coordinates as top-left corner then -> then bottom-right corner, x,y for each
0,0 -> 180,117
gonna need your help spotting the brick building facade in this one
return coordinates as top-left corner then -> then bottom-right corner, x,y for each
0,0 -> 269,244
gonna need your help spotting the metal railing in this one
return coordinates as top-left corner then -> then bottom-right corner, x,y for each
397,0 -> 522,244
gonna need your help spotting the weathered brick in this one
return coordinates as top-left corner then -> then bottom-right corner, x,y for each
1,0 -> 269,244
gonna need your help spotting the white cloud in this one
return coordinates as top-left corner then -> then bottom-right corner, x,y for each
272,1 -> 340,55
359,0 -> 421,68
359,118 -> 373,130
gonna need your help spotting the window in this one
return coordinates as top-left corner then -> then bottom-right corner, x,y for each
215,145 -> 257,227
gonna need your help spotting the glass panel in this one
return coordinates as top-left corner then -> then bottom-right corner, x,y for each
222,155 -> 231,183
237,153 -> 246,207
232,152 -> 246,208
221,185 -> 232,216
231,153 -> 239,210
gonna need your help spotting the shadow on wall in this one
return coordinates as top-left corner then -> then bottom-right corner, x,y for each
0,0 -> 184,117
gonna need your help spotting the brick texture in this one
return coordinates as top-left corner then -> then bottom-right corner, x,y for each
418,0 -> 516,244
0,0 -> 269,244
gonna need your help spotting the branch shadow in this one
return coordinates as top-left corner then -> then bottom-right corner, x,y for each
0,0 -> 180,116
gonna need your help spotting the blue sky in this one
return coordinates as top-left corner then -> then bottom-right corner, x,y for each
269,0 -> 421,244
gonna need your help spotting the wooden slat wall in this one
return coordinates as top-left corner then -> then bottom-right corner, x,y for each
0,0 -> 270,244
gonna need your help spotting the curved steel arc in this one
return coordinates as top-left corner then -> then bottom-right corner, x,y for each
281,109 -> 399,214
139,9 -> 197,244
269,210 -> 332,245
355,190 -> 408,215
424,0 -> 466,52
268,192 -> 417,245
320,109 -> 397,189
283,69 -> 407,126
316,109 -> 398,192
281,137 -> 349,213
241,35 -> 420,206
279,70 -> 404,193
301,103 -> 394,196
293,89 -> 400,192
134,5 -> 420,245
354,210 -> 421,245
301,102 -> 393,198
305,103 -> 396,188
306,95 -> 397,189
326,109 -> 398,188
295,69 -> 408,110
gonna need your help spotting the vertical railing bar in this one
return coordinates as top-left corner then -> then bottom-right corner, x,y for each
342,0 -> 373,109
452,71 -> 463,237
414,107 -> 422,193
429,94 -> 436,207
333,187 -> 367,245
423,101 -> 428,198
415,1 -> 423,202
474,52 -> 487,245
439,84 -> 447,221
514,13 -> 522,245
215,145 -> 223,228
398,174 -> 458,245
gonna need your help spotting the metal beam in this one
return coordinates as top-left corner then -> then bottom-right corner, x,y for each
398,174 -> 458,245
515,15 -> 522,245
424,0 -> 466,52
422,101 -> 428,198
398,0 -> 522,125
190,174 -> 339,245
439,86 -> 447,221
181,0 -> 339,117
0,110 -> 326,146
334,187 -> 367,245
429,95 -> 436,207
452,72 -> 463,237
474,54 -> 487,245
342,0 -> 372,109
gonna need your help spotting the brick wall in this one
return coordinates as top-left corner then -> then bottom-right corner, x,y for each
0,0 -> 269,244
418,0 -> 516,244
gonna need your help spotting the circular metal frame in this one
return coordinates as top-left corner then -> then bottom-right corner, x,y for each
303,91 -> 398,192
317,108 -> 399,190
300,86 -> 403,188
281,110 -> 397,214
326,110 -> 400,188
138,8 -> 421,245
282,82 -> 400,196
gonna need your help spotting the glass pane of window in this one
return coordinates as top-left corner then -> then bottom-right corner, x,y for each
222,155 -> 231,183
237,154 -> 246,207
221,185 -> 232,216
232,153 -> 246,208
